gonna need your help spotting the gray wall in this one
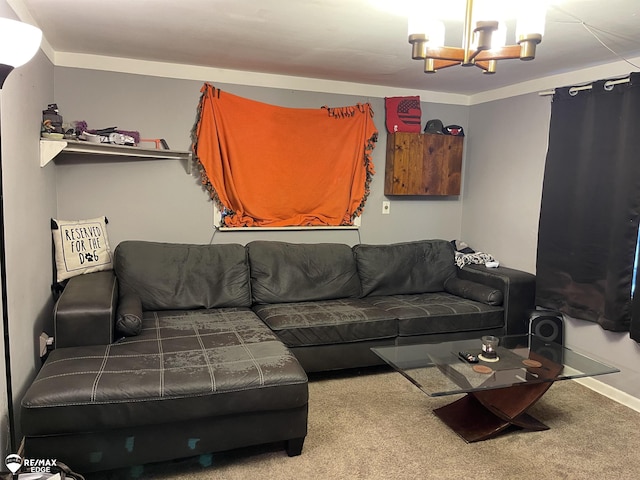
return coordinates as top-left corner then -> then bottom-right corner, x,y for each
0,0 -> 56,456
53,68 -> 468,247
463,93 -> 550,273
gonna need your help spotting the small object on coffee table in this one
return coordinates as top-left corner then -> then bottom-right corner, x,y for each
479,335 -> 500,362
458,351 -> 479,363
522,359 -> 543,368
473,365 -> 493,374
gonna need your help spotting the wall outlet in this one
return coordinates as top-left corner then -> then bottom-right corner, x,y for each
39,332 -> 49,357
382,201 -> 390,215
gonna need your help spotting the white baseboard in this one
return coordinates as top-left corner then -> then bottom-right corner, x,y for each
574,377 -> 640,413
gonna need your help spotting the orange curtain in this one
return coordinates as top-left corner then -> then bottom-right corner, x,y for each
192,83 -> 378,227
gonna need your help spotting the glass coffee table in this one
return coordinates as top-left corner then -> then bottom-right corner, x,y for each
372,334 -> 619,442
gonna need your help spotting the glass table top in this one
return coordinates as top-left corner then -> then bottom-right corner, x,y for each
371,334 -> 619,397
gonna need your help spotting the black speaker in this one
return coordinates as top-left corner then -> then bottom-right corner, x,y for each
529,309 -> 564,345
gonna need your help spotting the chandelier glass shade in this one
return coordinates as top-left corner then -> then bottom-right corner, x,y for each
408,0 -> 547,74
0,17 -> 43,87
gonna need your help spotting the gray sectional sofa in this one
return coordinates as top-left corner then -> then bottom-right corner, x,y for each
21,239 -> 535,473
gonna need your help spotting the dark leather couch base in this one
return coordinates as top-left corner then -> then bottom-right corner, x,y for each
366,292 -> 504,336
28,239 -> 537,474
22,308 -> 308,435
290,338 -> 397,372
253,298 -> 397,347
23,404 -> 308,473
395,327 -> 505,345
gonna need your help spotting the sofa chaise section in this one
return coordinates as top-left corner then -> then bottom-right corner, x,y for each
22,307 -> 308,473
21,242 -> 309,473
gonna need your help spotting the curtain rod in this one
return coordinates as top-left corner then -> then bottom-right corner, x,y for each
538,76 -> 631,97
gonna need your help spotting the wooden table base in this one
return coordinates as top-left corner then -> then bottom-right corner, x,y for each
433,380 -> 554,442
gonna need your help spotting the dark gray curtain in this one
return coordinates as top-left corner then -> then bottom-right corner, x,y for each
536,72 -> 640,337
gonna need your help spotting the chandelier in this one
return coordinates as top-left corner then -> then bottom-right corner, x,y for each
408,0 -> 548,74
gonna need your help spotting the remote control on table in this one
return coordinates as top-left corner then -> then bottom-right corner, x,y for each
458,351 -> 479,363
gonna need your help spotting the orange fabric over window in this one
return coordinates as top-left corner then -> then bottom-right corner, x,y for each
192,83 -> 378,227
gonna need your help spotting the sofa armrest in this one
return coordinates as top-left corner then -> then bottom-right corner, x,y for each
456,264 -> 535,335
53,271 -> 118,348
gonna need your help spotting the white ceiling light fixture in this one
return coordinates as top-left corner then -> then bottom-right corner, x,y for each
0,17 -> 43,87
408,0 -> 548,74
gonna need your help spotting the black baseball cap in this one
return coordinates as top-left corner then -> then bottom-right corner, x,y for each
443,124 -> 465,136
424,119 -> 444,134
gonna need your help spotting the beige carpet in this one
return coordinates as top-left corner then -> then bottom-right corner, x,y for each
94,368 -> 640,479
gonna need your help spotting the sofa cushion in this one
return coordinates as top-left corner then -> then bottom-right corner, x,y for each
353,240 -> 457,297
21,308 -> 308,436
253,299 -> 397,347
366,292 -> 504,336
247,241 -> 361,304
114,241 -> 251,310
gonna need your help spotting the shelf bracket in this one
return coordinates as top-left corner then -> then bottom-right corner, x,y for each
40,139 -> 67,167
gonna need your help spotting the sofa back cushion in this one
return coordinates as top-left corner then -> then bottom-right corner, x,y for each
247,241 -> 361,304
353,240 -> 456,297
114,241 -> 251,310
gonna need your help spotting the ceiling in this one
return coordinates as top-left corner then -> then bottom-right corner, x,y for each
15,0 -> 640,96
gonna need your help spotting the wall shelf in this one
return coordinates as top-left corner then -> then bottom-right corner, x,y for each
40,138 -> 193,174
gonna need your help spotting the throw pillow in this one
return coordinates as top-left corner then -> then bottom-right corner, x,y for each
444,277 -> 504,306
116,292 -> 143,337
51,216 -> 113,282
